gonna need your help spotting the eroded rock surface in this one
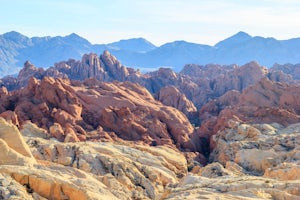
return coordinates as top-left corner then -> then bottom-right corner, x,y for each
0,113 -> 299,200
210,121 -> 300,176
25,136 -> 187,199
0,77 -> 197,152
0,52 -> 276,111
0,117 -> 36,165
1,51 -> 300,199
198,78 -> 300,144
165,173 -> 300,200
156,85 -> 197,116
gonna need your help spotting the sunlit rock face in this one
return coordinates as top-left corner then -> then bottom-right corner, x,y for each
0,76 -> 197,152
0,107 -> 300,199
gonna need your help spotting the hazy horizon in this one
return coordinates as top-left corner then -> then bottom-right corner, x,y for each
3,30 -> 298,47
1,0 -> 300,46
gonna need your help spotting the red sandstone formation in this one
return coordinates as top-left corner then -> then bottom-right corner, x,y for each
156,86 -> 197,116
2,51 -> 300,162
1,52 -> 273,109
197,78 -> 300,151
0,77 -> 198,152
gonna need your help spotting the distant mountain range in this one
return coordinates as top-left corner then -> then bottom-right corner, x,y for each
0,31 -> 300,77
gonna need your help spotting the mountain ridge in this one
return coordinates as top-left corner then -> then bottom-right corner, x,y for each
1,31 -> 300,77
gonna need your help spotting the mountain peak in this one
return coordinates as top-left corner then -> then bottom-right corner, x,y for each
66,33 -> 81,39
215,31 -> 252,47
107,37 -> 156,52
234,31 -> 251,38
2,31 -> 30,42
3,31 -> 24,37
63,33 -> 91,46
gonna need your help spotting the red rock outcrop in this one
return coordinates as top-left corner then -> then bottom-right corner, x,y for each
53,51 -> 135,82
270,63 -> 300,80
198,77 -> 300,152
0,76 -> 18,91
3,51 -> 300,162
0,86 -> 9,112
100,50 -> 129,81
179,61 -> 268,108
17,61 -> 45,88
5,56 -> 267,110
0,110 -> 19,126
0,51 -> 141,91
156,86 -> 197,116
1,52 -> 277,113
0,76 -> 197,152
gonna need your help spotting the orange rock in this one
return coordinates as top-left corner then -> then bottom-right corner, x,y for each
0,110 -> 19,126
49,123 -> 65,141
157,86 -> 197,116
0,76 -> 198,151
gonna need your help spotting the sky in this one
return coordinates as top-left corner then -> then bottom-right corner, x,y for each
1,0 -> 300,46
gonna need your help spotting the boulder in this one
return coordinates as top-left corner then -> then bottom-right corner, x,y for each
0,117 -> 34,159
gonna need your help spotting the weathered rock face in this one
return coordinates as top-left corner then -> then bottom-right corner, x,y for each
0,113 -> 299,200
20,120 -> 49,139
179,61 -> 268,108
268,69 -> 294,83
100,50 -> 129,81
0,110 -> 19,126
25,135 -> 187,199
0,138 -> 35,166
0,51 -> 140,91
0,76 -> 18,91
0,173 -> 41,200
166,155 -> 300,199
0,118 -> 116,200
3,54 -> 300,165
0,77 -> 197,152
0,117 -> 189,200
79,80 -> 196,151
165,173 -> 300,200
156,86 -> 197,116
211,61 -> 267,95
0,86 -> 9,113
239,78 -> 298,109
17,61 -> 45,88
0,117 -> 35,162
1,52 -> 274,112
210,121 -> 300,176
1,49 -> 300,199
180,63 -> 235,80
54,53 -> 107,81
198,78 -> 300,144
271,63 -> 300,81
0,164 -> 119,200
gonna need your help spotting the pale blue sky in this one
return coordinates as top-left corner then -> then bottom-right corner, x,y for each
1,0 -> 300,45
